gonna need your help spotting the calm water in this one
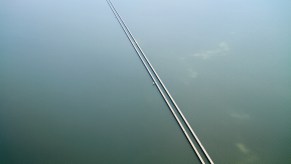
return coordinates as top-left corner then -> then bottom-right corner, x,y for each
1,0 -> 290,163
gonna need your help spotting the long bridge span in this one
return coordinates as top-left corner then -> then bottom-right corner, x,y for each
106,1 -> 214,163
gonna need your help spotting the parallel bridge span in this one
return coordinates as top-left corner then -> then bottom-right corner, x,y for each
106,1 -> 214,163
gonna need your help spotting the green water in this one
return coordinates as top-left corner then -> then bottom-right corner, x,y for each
1,0 -> 290,163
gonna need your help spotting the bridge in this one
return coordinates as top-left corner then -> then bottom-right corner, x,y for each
106,1 -> 214,163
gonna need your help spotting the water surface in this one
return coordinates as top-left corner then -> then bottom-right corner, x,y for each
1,0 -> 290,163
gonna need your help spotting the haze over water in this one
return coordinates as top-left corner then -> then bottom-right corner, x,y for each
1,0 -> 290,163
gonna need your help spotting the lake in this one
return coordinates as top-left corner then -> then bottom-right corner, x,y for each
0,0 -> 290,163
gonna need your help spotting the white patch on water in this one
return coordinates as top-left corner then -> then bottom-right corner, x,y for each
235,142 -> 260,164
192,41 -> 230,60
188,69 -> 198,79
230,112 -> 250,120
236,143 -> 250,154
